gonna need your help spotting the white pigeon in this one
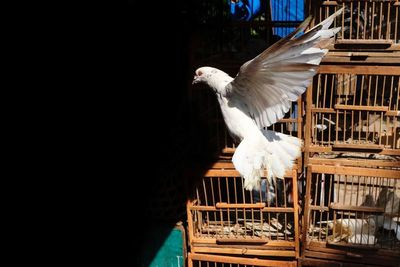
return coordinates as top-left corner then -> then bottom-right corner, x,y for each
192,9 -> 343,191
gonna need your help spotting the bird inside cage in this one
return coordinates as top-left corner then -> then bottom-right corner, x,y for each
328,217 -> 377,245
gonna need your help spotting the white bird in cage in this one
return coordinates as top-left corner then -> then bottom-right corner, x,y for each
192,9 -> 343,190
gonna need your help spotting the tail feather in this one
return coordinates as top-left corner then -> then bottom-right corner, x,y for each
232,130 -> 302,191
262,129 -> 302,179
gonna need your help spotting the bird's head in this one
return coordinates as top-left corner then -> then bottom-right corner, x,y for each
192,67 -> 232,92
192,67 -> 217,85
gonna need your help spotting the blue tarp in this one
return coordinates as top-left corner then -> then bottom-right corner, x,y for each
270,0 -> 304,37
229,0 -> 304,37
230,0 -> 261,21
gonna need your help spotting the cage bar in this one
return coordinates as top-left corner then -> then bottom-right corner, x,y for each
306,65 -> 400,158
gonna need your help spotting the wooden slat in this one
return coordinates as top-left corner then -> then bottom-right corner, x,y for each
333,143 -> 385,150
309,157 -> 400,167
216,237 -> 268,244
334,104 -> 389,112
336,39 -> 393,45
189,205 -> 295,213
326,241 -> 379,251
303,250 -> 400,266
191,246 -> 296,257
327,51 -> 400,57
204,169 -> 240,177
304,83 -> 312,166
302,165 -> 313,255
262,207 -> 295,212
297,98 -> 303,143
309,146 -> 332,153
204,168 -> 296,177
309,205 -> 330,212
311,107 -> 336,113
310,164 -> 400,178
307,240 -> 400,258
187,200 -> 195,247
211,162 -> 234,169
188,253 -> 193,267
386,110 -> 400,116
380,149 -> 400,156
216,202 -> 265,209
322,1 -> 338,6
322,56 -> 400,64
303,251 -> 386,266
189,253 -> 297,266
191,237 -> 295,247
292,168 -> 300,258
188,205 -> 218,211
319,65 -> 400,75
299,258 -> 343,267
222,147 -> 235,154
212,162 -> 300,170
309,145 -> 400,156
329,203 -> 384,213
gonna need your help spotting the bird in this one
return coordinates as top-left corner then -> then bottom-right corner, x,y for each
192,9 -> 343,191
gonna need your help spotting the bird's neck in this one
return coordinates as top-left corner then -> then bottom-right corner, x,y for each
208,75 -> 234,95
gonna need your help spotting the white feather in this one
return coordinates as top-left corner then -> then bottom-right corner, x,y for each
232,129 -> 302,190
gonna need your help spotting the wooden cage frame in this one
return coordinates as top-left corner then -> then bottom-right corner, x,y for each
301,164 -> 400,266
187,162 -> 300,258
307,0 -> 400,49
304,64 -> 400,165
188,252 -> 298,267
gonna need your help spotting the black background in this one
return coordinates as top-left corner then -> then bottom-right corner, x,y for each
99,1 -> 214,265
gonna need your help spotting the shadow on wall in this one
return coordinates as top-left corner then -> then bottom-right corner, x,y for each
126,1 -> 220,265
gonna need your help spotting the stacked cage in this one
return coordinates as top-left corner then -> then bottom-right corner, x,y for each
301,1 -> 400,266
187,162 -> 300,261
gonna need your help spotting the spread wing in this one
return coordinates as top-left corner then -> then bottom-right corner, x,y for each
225,8 -> 343,128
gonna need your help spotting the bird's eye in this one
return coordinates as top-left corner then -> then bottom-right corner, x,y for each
196,70 -> 203,76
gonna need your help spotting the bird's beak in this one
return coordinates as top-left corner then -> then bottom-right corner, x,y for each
192,75 -> 200,85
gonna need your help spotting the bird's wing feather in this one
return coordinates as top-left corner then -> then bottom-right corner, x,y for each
225,8 -> 343,128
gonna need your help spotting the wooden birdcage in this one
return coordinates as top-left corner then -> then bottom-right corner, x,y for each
187,161 -> 300,258
300,164 -> 400,266
304,64 -> 400,164
307,0 -> 400,49
188,252 -> 298,267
